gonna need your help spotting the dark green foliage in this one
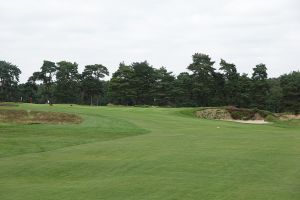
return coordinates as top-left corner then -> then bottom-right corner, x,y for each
29,60 -> 57,103
266,78 -> 283,112
188,53 -> 216,106
55,61 -> 80,103
265,114 -> 278,122
98,81 -> 110,105
131,61 -> 157,105
81,64 -> 109,105
280,71 -> 300,115
109,63 -> 136,105
251,64 -> 270,109
17,82 -> 38,103
109,62 -> 174,106
236,73 -> 252,108
0,61 -> 21,102
211,72 -> 226,106
219,59 -> 239,105
1,54 -> 299,114
173,72 -> 194,106
226,107 -> 256,120
256,109 -> 275,118
153,67 -> 175,106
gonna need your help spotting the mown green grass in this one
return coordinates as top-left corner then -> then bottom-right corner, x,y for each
0,104 -> 299,200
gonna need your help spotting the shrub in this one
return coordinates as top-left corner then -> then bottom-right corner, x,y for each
257,110 -> 274,118
265,115 -> 278,122
226,107 -> 256,120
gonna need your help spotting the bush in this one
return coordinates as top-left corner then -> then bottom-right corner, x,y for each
265,115 -> 278,122
226,107 -> 256,120
257,110 -> 274,118
196,108 -> 231,120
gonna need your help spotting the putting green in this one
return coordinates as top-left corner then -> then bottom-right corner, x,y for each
0,104 -> 299,200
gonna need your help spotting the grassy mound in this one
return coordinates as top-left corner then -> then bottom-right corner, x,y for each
0,109 -> 82,124
196,107 -> 275,121
196,108 -> 232,120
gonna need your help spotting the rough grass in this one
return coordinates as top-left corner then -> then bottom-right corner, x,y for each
0,104 -> 300,200
0,109 -> 82,124
0,102 -> 18,107
195,107 -> 275,121
196,108 -> 232,120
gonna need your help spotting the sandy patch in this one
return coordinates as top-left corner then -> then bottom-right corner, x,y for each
225,119 -> 269,124
278,114 -> 300,120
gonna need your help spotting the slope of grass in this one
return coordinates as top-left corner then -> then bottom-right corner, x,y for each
0,104 -> 147,158
0,104 -> 299,200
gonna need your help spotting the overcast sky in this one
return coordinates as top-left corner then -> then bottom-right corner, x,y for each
1,0 -> 299,82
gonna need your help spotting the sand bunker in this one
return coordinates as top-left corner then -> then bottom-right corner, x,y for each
225,120 -> 269,124
0,109 -> 82,124
278,114 -> 300,120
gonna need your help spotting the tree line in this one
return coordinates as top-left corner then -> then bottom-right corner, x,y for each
0,53 -> 299,114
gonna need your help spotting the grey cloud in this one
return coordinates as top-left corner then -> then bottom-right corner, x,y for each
0,0 -> 299,82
